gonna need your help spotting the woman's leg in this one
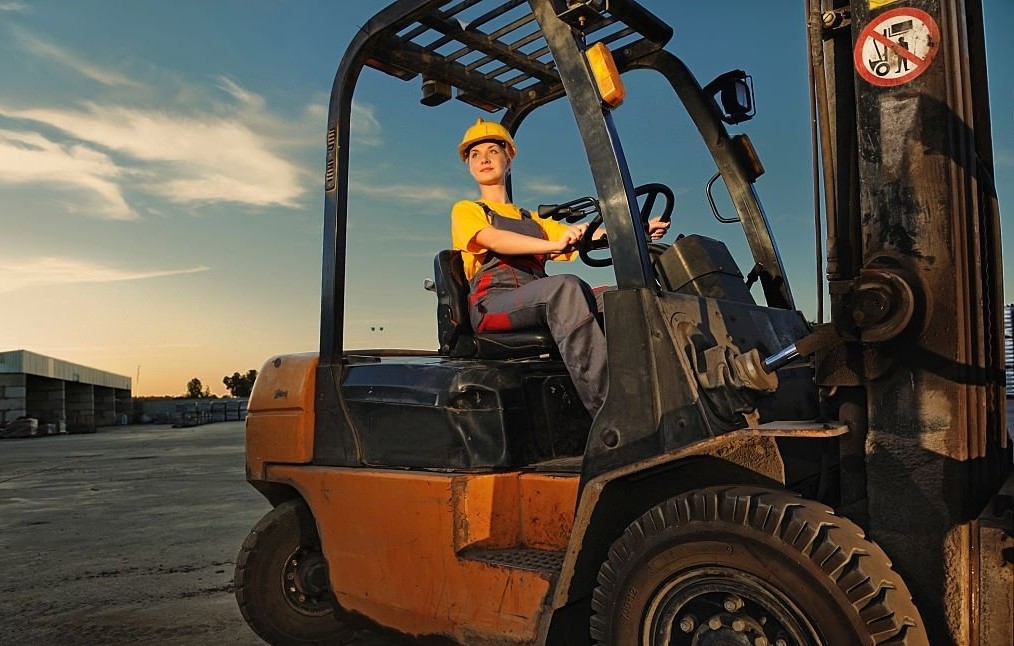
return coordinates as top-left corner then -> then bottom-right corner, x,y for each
472,275 -> 607,415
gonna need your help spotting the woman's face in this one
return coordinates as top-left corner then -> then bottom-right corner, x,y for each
467,141 -> 510,186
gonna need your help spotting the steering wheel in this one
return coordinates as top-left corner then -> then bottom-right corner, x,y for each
579,183 -> 675,267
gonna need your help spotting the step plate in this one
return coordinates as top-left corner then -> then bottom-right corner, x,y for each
460,547 -> 565,575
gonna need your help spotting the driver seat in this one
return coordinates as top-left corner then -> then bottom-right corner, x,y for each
433,250 -> 558,359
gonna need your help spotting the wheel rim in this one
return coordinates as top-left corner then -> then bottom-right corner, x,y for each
280,545 -> 333,617
642,566 -> 821,646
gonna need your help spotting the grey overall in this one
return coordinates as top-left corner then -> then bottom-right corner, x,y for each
467,202 -> 607,415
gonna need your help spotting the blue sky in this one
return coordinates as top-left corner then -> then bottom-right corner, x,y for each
0,1 -> 1011,396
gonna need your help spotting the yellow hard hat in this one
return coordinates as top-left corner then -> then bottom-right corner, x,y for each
457,118 -> 516,161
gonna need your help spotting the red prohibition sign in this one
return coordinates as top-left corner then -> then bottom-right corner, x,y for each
854,7 -> 940,87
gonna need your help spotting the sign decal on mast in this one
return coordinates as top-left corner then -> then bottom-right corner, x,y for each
854,7 -> 940,87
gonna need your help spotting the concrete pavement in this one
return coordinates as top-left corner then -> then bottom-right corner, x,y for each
0,423 -> 394,646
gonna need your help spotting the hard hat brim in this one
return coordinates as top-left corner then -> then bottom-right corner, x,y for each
459,137 -> 513,161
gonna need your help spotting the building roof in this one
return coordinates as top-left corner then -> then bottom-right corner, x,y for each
0,350 -> 131,391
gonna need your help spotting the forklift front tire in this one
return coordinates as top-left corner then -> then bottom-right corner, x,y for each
235,499 -> 354,646
589,486 -> 929,646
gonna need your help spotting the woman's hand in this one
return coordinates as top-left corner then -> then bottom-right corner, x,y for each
647,217 -> 670,241
585,218 -> 668,246
552,223 -> 587,252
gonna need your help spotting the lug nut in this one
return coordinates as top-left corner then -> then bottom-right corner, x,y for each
724,595 -> 745,612
754,638 -> 769,646
709,617 -> 723,630
732,619 -> 746,632
679,615 -> 696,633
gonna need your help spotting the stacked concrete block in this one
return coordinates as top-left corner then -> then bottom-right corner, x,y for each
65,381 -> 95,433
0,374 -> 28,426
94,386 -> 117,427
115,390 -> 132,424
26,375 -> 65,431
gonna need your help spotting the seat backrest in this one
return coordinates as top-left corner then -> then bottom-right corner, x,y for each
433,250 -> 475,355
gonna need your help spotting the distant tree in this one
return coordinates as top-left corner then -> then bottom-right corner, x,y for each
186,377 -> 204,399
223,369 -> 258,398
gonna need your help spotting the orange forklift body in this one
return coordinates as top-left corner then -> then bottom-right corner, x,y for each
265,465 -> 575,642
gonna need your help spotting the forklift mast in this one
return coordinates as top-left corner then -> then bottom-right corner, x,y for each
813,0 -> 1010,641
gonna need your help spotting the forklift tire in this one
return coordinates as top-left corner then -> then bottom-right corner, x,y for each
589,486 -> 929,646
235,499 -> 355,646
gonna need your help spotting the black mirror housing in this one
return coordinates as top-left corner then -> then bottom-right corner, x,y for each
704,70 -> 755,125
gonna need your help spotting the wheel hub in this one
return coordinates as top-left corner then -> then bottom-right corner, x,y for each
644,568 -> 818,646
280,545 -> 333,617
687,612 -> 768,646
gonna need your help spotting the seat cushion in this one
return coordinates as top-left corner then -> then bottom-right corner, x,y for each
472,330 -> 557,359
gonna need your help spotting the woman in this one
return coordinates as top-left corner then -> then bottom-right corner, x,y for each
450,118 -> 668,416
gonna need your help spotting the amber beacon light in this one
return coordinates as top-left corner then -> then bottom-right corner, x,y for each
585,42 -> 625,107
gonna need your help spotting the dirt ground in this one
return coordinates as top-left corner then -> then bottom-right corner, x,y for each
0,422 -> 394,646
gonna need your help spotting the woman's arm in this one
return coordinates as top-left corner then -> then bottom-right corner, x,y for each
475,223 -> 586,255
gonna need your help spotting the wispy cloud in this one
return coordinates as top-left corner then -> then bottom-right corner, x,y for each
351,102 -> 382,146
0,257 -> 209,293
304,103 -> 327,122
0,2 -> 28,12
995,147 -> 1014,169
348,176 -> 459,203
520,180 -> 571,197
216,76 -> 265,111
767,209 -> 809,224
0,128 -> 134,219
300,100 -> 382,148
12,28 -> 139,88
0,98 -> 309,208
1,24 -> 316,215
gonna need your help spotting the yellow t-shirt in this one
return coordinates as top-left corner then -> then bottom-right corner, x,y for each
450,200 -> 577,281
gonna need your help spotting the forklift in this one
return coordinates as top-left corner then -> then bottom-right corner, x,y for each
235,1 -> 1013,644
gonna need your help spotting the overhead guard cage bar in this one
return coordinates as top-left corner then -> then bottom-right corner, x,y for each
319,0 -> 792,365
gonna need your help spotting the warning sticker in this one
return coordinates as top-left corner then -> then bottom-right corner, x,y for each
854,7 -> 940,87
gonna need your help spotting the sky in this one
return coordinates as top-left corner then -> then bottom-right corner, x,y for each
0,1 -> 1012,397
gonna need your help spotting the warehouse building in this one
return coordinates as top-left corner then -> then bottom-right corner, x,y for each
0,350 -> 132,433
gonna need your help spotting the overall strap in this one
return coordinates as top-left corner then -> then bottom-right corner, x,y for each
476,201 -> 533,221
468,201 -> 548,305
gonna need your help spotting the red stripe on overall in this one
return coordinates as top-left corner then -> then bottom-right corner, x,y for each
467,202 -> 548,332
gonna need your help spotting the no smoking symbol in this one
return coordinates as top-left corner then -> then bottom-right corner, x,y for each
854,7 -> 940,87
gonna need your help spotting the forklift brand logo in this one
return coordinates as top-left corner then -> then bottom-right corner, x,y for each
854,8 -> 940,87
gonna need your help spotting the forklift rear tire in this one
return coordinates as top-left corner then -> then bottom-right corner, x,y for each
589,486 -> 929,645
235,499 -> 354,645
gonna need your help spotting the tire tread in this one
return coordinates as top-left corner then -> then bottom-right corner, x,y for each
234,500 -> 354,646
589,487 -> 929,645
